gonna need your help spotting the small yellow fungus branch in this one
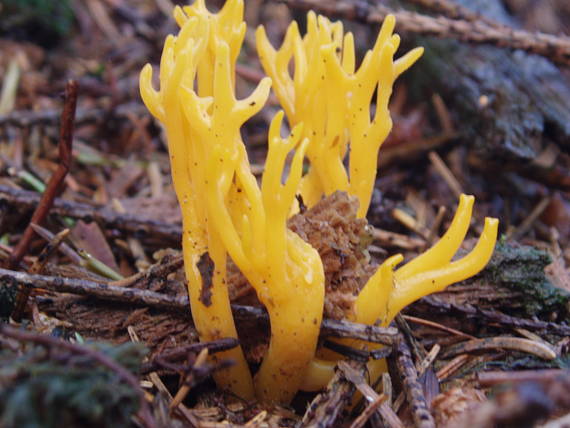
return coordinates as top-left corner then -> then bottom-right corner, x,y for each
257,13 -> 423,216
173,0 -> 245,96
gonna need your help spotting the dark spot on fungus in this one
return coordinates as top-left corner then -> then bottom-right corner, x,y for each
296,194 -> 307,214
197,251 -> 215,307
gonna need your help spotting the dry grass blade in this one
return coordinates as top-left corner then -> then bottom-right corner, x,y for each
442,337 -> 557,360
402,315 -> 476,340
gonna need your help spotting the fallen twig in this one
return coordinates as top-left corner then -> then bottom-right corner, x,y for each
9,80 -> 78,321
393,333 -> 436,428
420,295 -> 570,336
0,267 -> 399,346
282,0 -> 570,66
0,267 -> 189,312
141,337 -> 240,374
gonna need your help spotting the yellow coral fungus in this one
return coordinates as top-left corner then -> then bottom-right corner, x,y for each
141,0 -> 324,403
140,0 -> 499,404
256,13 -> 423,216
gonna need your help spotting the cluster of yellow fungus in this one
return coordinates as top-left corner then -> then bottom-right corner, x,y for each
140,0 -> 499,403
257,12 -> 422,216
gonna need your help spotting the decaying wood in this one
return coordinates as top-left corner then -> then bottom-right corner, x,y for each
420,295 -> 570,336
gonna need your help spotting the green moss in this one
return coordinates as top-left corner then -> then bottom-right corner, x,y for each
0,282 -> 16,322
0,341 -> 147,428
484,240 -> 569,318
0,0 -> 73,46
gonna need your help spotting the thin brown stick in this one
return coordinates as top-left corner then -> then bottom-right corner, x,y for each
31,223 -> 82,264
393,344 -> 441,412
282,0 -> 570,67
402,314 -> 476,340
109,254 -> 184,288
27,227 -> 70,274
350,393 -> 389,428
372,227 -> 425,250
141,338 -> 240,374
428,151 -> 464,198
508,195 -> 551,240
435,354 -> 470,380
0,267 -> 189,311
406,0 -> 492,23
0,323 -> 157,428
320,319 -> 398,346
425,206 -> 446,246
10,80 -> 78,321
170,348 -> 209,410
393,334 -> 436,428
